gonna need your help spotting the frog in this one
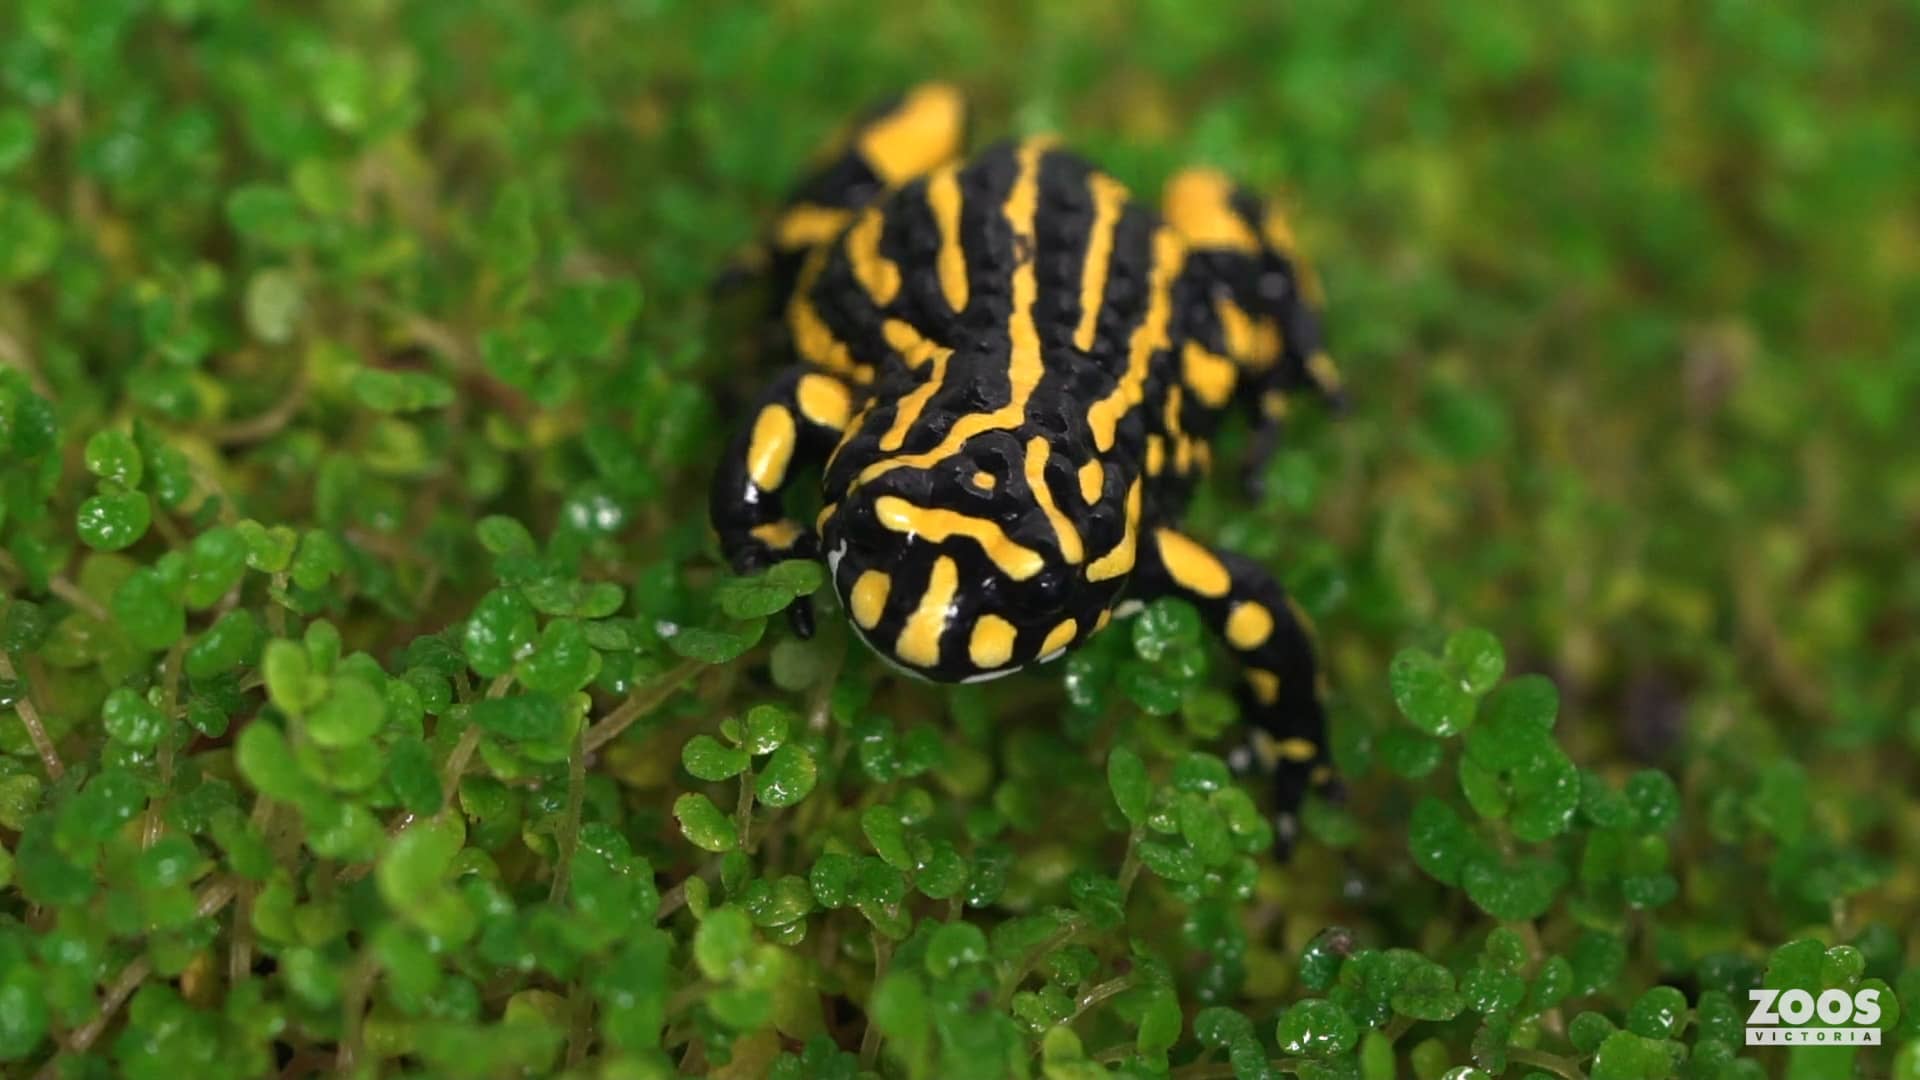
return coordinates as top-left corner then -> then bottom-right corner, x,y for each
709,83 -> 1346,845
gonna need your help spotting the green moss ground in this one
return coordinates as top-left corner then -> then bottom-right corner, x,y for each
0,1 -> 1916,1077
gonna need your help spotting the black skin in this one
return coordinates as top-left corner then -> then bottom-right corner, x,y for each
710,96 -> 1344,853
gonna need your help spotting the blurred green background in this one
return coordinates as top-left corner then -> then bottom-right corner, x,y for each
2,0 -> 1917,1076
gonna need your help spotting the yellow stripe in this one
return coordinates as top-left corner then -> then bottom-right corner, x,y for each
1086,478 -> 1141,582
1277,737 -> 1318,763
858,82 -> 967,186
1077,459 -> 1103,504
795,373 -> 852,429
1073,173 -> 1128,352
1217,295 -> 1281,370
1225,601 -> 1274,650
750,520 -> 803,551
894,555 -> 959,667
1153,529 -> 1231,598
746,405 -> 796,490
1163,168 -> 1260,253
1247,669 -> 1281,705
850,570 -> 891,629
1004,138 -> 1047,400
880,347 -> 949,452
846,207 -> 900,306
927,165 -> 969,315
1308,351 -> 1344,394
882,318 -> 947,370
773,204 -> 853,251
787,249 -> 857,375
853,140 -> 1054,489
1023,437 -> 1083,563
968,614 -> 1017,669
1181,341 -> 1238,409
873,495 -> 1045,581
1088,226 -> 1184,451
1040,618 -> 1078,656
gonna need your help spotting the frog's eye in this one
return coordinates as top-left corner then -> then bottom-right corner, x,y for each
1028,566 -> 1073,610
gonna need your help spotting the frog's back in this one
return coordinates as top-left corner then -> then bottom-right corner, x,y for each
789,139 -> 1185,414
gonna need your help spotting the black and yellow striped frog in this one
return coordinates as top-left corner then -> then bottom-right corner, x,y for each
711,85 -> 1345,842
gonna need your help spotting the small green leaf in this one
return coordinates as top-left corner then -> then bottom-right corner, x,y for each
76,491 -> 151,552
1589,1030 -> 1682,1080
714,574 -> 800,620
476,516 -> 536,557
742,704 -> 791,754
1131,597 -> 1201,661
1277,999 -> 1359,1058
185,609 -> 260,679
470,692 -> 572,743
1482,674 -> 1559,733
102,688 -> 166,749
463,588 -> 538,677
1108,746 -> 1151,825
1462,853 -> 1566,921
693,906 -> 753,979
237,520 -> 298,572
755,745 -> 817,808
1138,992 -> 1183,1058
244,268 -> 304,343
669,619 -> 766,664
1625,770 -> 1680,833
1625,986 -> 1687,1040
923,922 -> 988,978
862,806 -> 912,869
682,735 -> 749,781
353,368 -> 456,413
674,793 -> 738,853
1378,728 -> 1443,778
387,736 -> 442,814
1444,628 -> 1505,694
112,568 -> 185,651
306,676 -> 386,748
184,527 -> 250,609
263,639 -> 321,716
1391,960 -> 1464,1022
516,618 -> 598,694
765,559 -> 824,596
1390,647 -> 1474,736
83,430 -> 142,487
1568,1011 -> 1616,1054
226,184 -> 311,248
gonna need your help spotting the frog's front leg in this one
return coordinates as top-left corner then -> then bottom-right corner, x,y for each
1131,525 -> 1336,853
710,365 -> 858,637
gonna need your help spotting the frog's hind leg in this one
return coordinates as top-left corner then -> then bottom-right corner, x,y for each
718,83 -> 971,308
1131,524 -> 1337,856
1162,168 -> 1343,498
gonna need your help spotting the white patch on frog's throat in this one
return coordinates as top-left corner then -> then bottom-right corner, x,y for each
1113,599 -> 1145,619
961,664 -> 1023,684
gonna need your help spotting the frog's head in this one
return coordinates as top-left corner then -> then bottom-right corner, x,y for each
820,424 -> 1139,683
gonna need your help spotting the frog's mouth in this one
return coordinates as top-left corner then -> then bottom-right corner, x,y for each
827,539 -> 1026,685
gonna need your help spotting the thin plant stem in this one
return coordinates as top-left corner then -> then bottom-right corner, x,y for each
0,648 -> 63,780
583,658 -> 703,754
549,729 -> 588,905
38,878 -> 237,1079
